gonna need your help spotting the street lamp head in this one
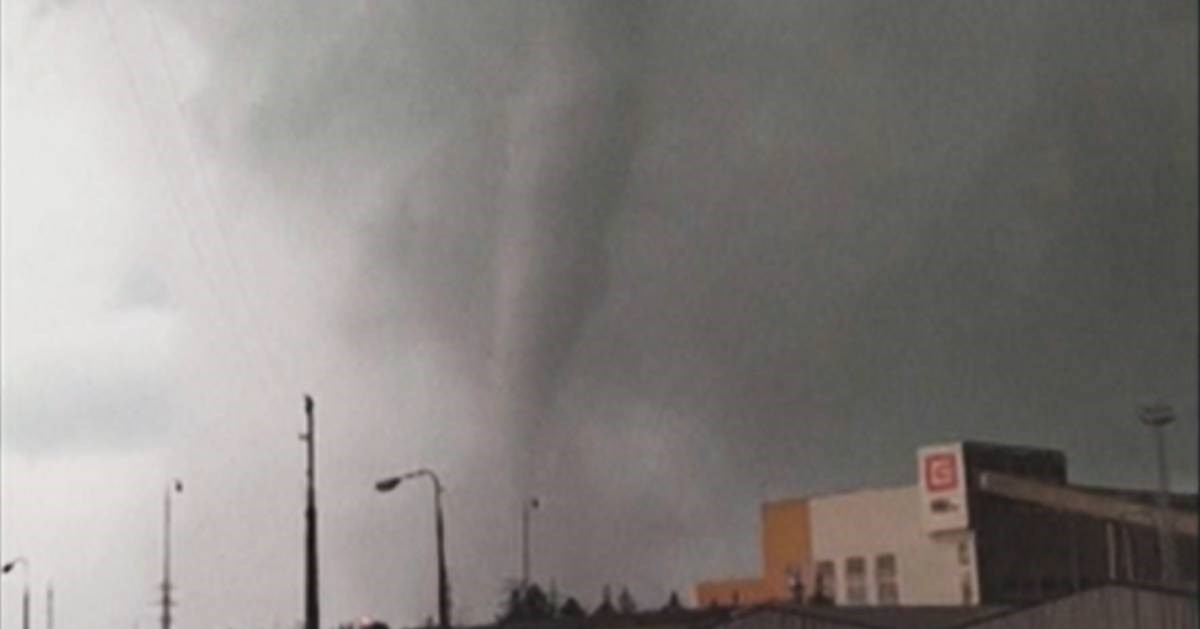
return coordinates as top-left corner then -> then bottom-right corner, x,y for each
2,558 -> 26,574
376,477 -> 402,492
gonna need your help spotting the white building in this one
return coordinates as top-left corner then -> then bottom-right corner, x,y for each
809,483 -> 979,606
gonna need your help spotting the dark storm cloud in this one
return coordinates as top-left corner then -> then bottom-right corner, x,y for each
163,0 -> 1195,615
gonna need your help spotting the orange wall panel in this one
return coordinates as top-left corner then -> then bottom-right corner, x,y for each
761,498 -> 812,599
692,498 -> 813,607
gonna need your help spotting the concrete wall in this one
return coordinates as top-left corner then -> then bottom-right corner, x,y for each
809,485 -> 977,606
693,578 -> 771,607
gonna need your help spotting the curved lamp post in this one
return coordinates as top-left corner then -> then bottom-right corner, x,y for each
376,469 -> 450,628
2,556 -> 30,629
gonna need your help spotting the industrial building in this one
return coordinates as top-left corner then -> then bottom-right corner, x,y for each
694,442 -> 1198,608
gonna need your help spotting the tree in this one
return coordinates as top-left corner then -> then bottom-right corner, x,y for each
500,588 -> 524,623
593,585 -> 615,616
498,581 -> 556,623
559,597 -> 587,619
617,587 -> 637,614
661,591 -> 684,613
523,584 -> 554,620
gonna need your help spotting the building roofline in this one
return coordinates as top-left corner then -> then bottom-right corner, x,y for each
952,581 -> 1200,628
958,440 -> 1065,454
801,482 -> 915,502
761,481 -> 917,506
448,608 -> 735,629
1067,482 -> 1198,504
718,603 -> 883,629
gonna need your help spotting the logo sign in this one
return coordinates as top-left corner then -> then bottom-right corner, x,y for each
917,443 -> 968,533
925,453 -> 959,492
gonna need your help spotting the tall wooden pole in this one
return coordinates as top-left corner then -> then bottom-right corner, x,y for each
302,395 -> 320,629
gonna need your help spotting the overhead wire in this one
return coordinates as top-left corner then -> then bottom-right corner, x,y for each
96,8 -> 302,622
137,2 -> 477,402
97,0 -> 280,409
139,1 -> 301,397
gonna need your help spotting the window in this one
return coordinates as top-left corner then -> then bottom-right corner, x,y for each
845,557 -> 867,604
815,561 -> 837,603
875,554 -> 899,605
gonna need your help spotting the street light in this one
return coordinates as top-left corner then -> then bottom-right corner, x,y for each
1138,402 -> 1176,584
521,497 -> 540,591
2,556 -> 30,629
375,469 -> 450,628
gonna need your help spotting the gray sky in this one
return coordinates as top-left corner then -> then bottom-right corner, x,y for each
2,1 -> 1196,628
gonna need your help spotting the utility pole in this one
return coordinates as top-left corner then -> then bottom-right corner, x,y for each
521,497 -> 539,591
161,480 -> 182,629
1139,402 -> 1177,585
46,582 -> 53,629
301,395 -> 320,629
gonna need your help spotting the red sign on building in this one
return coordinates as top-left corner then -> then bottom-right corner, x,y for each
924,453 -> 959,492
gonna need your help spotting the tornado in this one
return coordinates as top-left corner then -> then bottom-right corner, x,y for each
491,2 -> 648,490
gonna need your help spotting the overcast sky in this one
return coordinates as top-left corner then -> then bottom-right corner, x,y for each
2,1 -> 1196,628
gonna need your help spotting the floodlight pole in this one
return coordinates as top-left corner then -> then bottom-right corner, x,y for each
1139,403 -> 1177,585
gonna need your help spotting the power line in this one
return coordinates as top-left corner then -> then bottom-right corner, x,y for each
97,0 -> 280,403
140,2 -> 299,394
